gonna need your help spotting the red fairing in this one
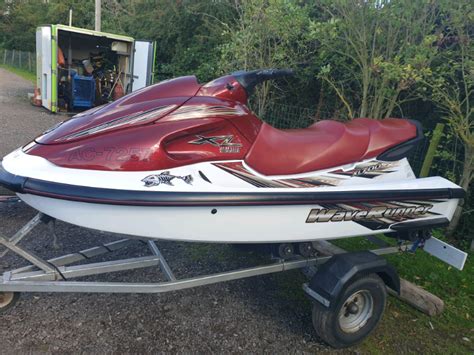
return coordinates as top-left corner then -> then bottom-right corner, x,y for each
26,117 -> 253,171
26,91 -> 258,171
244,118 -> 417,175
36,76 -> 202,144
24,70 -> 417,174
195,76 -> 261,141
197,75 -> 248,104
160,96 -> 262,143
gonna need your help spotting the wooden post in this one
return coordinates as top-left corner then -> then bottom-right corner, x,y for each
312,240 -> 445,316
420,123 -> 445,177
28,52 -> 32,72
11,49 -> 15,65
3,49 -> 6,64
19,51 -> 22,69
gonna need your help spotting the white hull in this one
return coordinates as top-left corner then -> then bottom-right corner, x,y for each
18,193 -> 459,243
2,150 -> 463,243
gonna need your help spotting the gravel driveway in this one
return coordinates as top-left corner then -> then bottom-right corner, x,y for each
0,69 -> 60,158
0,68 -> 342,353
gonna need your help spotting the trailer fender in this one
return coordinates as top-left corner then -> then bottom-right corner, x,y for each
303,251 -> 399,310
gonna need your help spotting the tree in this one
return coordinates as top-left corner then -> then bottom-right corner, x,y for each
218,0 -> 313,116
419,0 -> 473,236
102,0 -> 235,82
0,1 -> 95,51
310,0 -> 437,119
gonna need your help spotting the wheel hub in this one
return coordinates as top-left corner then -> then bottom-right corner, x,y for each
338,290 -> 374,333
347,302 -> 359,315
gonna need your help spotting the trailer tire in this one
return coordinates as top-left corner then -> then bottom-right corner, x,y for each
0,292 -> 20,314
311,273 -> 386,348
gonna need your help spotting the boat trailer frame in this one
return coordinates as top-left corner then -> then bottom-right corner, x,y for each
0,212 -> 404,295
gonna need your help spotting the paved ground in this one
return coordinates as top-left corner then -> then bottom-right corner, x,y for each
0,68 -> 342,353
0,68 -> 60,196
0,69 -> 60,158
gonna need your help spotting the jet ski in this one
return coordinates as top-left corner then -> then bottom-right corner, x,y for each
0,69 -> 464,243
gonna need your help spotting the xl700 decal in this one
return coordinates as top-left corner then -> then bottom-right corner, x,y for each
189,135 -> 242,153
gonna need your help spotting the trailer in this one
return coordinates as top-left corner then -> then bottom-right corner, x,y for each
0,206 -> 467,348
36,25 -> 156,113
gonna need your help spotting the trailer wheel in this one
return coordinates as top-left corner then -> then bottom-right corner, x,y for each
0,292 -> 20,313
311,274 -> 386,348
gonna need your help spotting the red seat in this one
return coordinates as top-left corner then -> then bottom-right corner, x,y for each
245,118 -> 417,175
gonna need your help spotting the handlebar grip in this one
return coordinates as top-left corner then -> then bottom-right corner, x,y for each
232,68 -> 295,94
256,68 -> 294,79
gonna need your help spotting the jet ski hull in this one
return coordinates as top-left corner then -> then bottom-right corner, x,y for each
1,151 -> 463,243
15,191 -> 460,243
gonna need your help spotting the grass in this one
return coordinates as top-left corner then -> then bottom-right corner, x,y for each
332,235 -> 473,353
0,64 -> 35,83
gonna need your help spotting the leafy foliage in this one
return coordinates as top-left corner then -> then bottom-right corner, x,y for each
100,0 -> 235,82
415,0 -> 473,235
309,0 -> 438,119
218,0 -> 314,116
0,1 -> 95,51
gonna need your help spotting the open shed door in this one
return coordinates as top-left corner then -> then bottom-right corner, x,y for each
132,41 -> 155,91
36,26 -> 53,110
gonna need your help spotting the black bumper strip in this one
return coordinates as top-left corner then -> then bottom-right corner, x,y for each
390,217 -> 450,231
0,162 -> 27,193
0,162 -> 466,207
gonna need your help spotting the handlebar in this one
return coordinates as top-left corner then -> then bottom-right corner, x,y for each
231,68 -> 295,94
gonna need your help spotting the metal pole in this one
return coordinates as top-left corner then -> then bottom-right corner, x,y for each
69,8 -> 73,27
95,0 -> 101,32
0,213 -> 44,258
148,241 -> 176,281
0,235 -> 58,276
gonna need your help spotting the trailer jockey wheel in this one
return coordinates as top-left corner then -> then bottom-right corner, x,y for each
311,274 -> 386,348
0,292 -> 20,313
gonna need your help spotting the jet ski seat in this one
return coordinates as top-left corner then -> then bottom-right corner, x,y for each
245,118 -> 419,175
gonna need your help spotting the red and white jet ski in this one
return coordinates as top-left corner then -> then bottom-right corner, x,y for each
0,69 -> 464,243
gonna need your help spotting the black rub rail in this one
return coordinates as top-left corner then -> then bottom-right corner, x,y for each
0,162 -> 465,207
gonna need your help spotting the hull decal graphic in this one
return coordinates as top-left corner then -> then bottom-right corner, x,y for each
198,170 -> 212,184
330,161 -> 398,178
142,171 -> 193,187
57,105 -> 176,142
214,162 -> 339,188
306,200 -> 443,230
170,105 -> 246,120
